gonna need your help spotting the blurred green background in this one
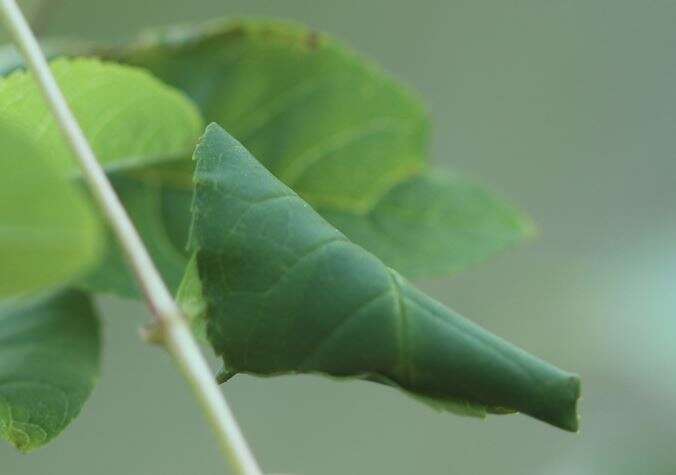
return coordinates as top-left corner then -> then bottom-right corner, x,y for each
3,1 -> 676,474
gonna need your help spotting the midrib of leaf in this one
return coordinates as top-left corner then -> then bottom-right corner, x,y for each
388,269 -> 414,386
296,284 -> 394,371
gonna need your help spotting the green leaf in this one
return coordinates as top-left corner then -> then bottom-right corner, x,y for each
110,19 -> 428,214
0,290 -> 101,452
184,124 -> 580,432
319,173 -> 536,277
0,122 -> 100,298
91,19 -> 531,279
0,57 -> 202,297
0,57 -> 203,175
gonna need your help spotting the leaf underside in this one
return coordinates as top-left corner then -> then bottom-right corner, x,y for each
0,291 -> 101,452
184,124 -> 580,432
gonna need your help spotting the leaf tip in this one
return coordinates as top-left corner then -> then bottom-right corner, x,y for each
538,371 -> 581,433
560,374 -> 582,433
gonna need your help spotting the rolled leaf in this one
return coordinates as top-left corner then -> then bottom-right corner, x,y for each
185,124 -> 580,432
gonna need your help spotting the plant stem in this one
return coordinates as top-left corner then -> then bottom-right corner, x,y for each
0,1 -> 263,474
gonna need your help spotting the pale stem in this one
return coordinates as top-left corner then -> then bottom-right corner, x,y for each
0,1 -> 262,474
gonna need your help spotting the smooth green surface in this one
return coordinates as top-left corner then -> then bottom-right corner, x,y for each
320,173 -> 536,277
0,122 -> 99,298
0,291 -> 100,452
0,58 -> 203,175
185,124 -> 579,431
89,19 -> 532,280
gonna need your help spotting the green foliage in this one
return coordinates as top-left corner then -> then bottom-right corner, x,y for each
319,173 -> 536,277
0,16 -> 581,456
0,59 -> 202,295
0,121 -> 99,298
109,19 -> 428,213
0,291 -> 101,452
0,57 -> 203,451
183,124 -> 580,431
0,57 -> 203,297
80,166 -> 193,296
0,58 -> 203,175
90,19 -> 532,281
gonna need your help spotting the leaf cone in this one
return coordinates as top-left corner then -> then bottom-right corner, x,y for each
188,123 -> 580,431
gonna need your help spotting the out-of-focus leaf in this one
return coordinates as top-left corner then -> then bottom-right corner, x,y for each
108,19 -> 428,214
0,122 -> 99,298
0,57 -> 202,297
0,290 -> 101,452
0,57 -> 202,175
319,173 -> 536,277
183,124 -> 580,431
